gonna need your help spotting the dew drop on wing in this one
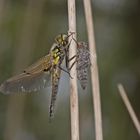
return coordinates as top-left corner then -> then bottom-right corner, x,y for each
0,72 -> 51,95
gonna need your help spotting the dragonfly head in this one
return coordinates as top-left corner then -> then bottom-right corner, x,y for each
55,34 -> 68,46
55,32 -> 75,47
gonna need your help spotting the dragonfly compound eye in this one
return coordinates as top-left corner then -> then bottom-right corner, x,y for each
55,34 -> 68,46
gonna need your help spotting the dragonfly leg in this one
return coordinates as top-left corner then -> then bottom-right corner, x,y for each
71,36 -> 79,46
67,54 -> 78,70
68,55 -> 77,62
68,60 -> 78,71
58,65 -> 73,79
65,39 -> 73,69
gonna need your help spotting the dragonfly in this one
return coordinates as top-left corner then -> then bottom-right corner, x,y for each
0,33 -> 74,119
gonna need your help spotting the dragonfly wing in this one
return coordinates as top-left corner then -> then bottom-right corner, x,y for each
49,67 -> 61,119
24,54 -> 51,74
0,54 -> 52,94
0,71 -> 51,94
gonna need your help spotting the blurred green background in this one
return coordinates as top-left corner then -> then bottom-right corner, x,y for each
0,0 -> 139,140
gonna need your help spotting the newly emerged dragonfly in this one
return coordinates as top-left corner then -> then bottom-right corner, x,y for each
0,33 -> 73,119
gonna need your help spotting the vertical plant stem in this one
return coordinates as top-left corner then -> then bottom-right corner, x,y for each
83,0 -> 103,140
118,84 -> 140,136
68,0 -> 79,140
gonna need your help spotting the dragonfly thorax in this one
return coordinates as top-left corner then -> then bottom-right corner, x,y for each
50,43 -> 65,66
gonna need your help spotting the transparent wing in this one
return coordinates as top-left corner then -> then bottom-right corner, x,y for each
0,71 -> 51,95
24,54 -> 51,74
0,54 -> 52,95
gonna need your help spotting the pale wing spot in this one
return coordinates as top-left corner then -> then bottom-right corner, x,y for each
21,86 -> 26,92
33,88 -> 37,92
43,79 -> 46,84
